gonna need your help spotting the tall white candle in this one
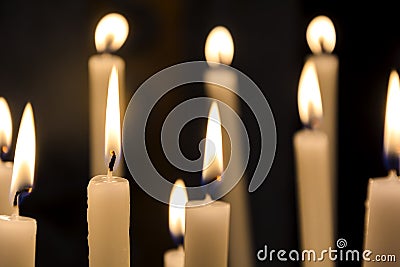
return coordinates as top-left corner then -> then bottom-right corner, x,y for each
363,71 -> 400,266
164,179 -> 188,267
185,102 -> 230,267
306,16 -> 338,210
0,103 -> 37,267
203,26 -> 254,267
0,97 -> 14,215
88,13 -> 129,177
293,61 -> 334,266
87,66 -> 130,267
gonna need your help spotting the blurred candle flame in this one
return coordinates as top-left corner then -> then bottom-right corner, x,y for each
306,15 -> 336,54
9,103 -> 35,206
205,26 -> 234,65
169,179 -> 188,241
383,70 -> 400,170
202,102 -> 224,183
0,97 -> 12,155
104,66 -> 121,170
95,13 -> 129,53
298,60 -> 323,128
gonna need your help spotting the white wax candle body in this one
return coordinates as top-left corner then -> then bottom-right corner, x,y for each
204,67 -> 254,267
184,198 -> 230,267
164,246 -> 184,267
363,174 -> 400,266
293,129 -> 334,267
307,54 -> 339,191
0,161 -> 13,215
88,53 -> 126,177
87,175 -> 130,267
0,215 -> 37,267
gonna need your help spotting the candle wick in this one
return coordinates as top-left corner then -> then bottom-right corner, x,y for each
319,37 -> 326,54
108,150 -> 116,172
389,169 -> 398,179
104,34 -> 114,54
0,145 -> 8,161
12,187 -> 32,214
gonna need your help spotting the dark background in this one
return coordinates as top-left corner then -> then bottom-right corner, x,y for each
0,0 -> 398,266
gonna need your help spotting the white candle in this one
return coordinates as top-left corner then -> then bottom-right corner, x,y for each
306,15 -> 338,201
185,102 -> 230,267
87,66 -> 130,267
88,13 -> 129,177
293,61 -> 334,266
203,26 -> 254,267
363,71 -> 400,265
0,103 -> 37,267
164,179 -> 188,267
0,97 -> 14,215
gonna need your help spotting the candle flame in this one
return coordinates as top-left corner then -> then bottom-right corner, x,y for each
9,103 -> 35,206
306,15 -> 336,54
202,102 -> 223,183
298,60 -> 323,128
105,66 -> 121,170
0,97 -> 12,154
95,13 -> 129,53
384,70 -> 400,165
205,26 -> 234,65
169,179 -> 188,240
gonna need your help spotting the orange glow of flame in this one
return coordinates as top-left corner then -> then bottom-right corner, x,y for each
205,26 -> 234,65
9,103 -> 35,206
169,179 -> 188,239
0,97 -> 12,154
202,102 -> 224,183
384,70 -> 400,160
105,66 -> 121,170
95,13 -> 129,53
306,15 -> 336,54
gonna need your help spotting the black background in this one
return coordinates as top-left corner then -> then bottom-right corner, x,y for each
0,0 -> 398,266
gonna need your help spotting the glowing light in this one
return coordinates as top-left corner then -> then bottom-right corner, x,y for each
169,179 -> 188,239
384,70 -> 400,161
95,13 -> 129,53
0,97 -> 12,154
205,26 -> 234,65
306,15 -> 336,54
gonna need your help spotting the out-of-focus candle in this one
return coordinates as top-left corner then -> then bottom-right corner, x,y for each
203,26 -> 254,267
363,71 -> 400,266
164,179 -> 188,267
88,12 -> 129,177
0,97 -> 14,215
185,102 -> 230,267
87,66 -> 130,267
293,61 -> 334,267
0,103 -> 37,267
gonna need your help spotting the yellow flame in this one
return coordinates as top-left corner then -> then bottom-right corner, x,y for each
306,15 -> 336,54
105,66 -> 121,170
169,179 -> 188,238
95,13 -> 129,53
384,70 -> 400,159
0,97 -> 12,153
202,102 -> 224,182
298,60 -> 323,126
9,103 -> 35,206
205,26 -> 234,65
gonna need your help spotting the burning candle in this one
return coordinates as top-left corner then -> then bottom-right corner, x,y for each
164,179 -> 188,267
306,15 -> 338,204
0,97 -> 14,215
87,66 -> 130,267
203,26 -> 254,267
184,102 -> 231,267
88,12 -> 129,177
0,103 -> 37,267
363,70 -> 400,265
293,61 -> 334,266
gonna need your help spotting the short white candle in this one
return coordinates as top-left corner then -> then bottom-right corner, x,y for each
88,13 -> 128,177
0,97 -> 14,215
203,26 -> 254,267
0,103 -> 37,267
87,66 -> 130,267
164,179 -> 188,267
306,15 -> 339,199
293,61 -> 334,266
363,71 -> 400,266
185,102 -> 230,267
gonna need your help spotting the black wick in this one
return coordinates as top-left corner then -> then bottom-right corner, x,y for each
13,187 -> 33,207
108,151 -> 116,172
319,37 -> 327,54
